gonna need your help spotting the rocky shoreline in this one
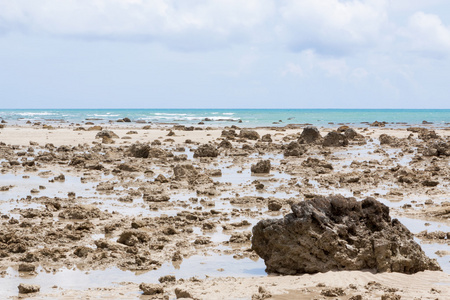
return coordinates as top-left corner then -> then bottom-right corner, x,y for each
0,123 -> 449,299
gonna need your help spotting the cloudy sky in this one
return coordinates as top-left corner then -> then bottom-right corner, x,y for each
1,0 -> 449,109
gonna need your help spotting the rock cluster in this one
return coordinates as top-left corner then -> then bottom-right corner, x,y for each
252,195 -> 440,274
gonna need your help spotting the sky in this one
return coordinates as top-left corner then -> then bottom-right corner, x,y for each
0,0 -> 450,109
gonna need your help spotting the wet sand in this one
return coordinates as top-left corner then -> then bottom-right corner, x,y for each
0,123 -> 449,299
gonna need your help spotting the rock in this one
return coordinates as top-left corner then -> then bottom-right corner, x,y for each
139,283 -> 164,295
268,199 -> 282,211
117,230 -> 150,246
370,121 -> 386,127
251,160 -> 271,174
95,130 -> 119,139
118,163 -> 139,172
159,275 -> 176,283
239,129 -> 260,140
218,139 -> 233,149
260,134 -> 272,143
423,141 -> 450,157
221,130 -> 237,139
379,134 -> 398,145
129,143 -> 150,158
18,283 -> 40,294
18,263 -> 36,272
321,287 -> 345,297
155,174 -> 169,183
252,195 -> 441,274
344,128 -> 359,140
123,117 -> 131,122
323,131 -> 348,147
173,164 -> 198,180
422,180 -> 439,187
194,144 -> 219,158
298,126 -> 321,144
58,206 -> 102,219
175,288 -> 193,299
284,141 -> 306,157
144,194 -> 170,202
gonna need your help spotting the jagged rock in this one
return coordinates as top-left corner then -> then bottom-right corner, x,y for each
218,139 -> 233,149
58,206 -> 102,220
298,126 -> 321,144
370,121 -> 386,127
221,130 -> 237,139
344,128 -> 357,139
323,131 -> 348,147
129,143 -> 150,158
95,130 -> 119,139
379,134 -> 399,145
252,195 -> 440,274
118,230 -> 150,246
239,129 -> 260,140
139,283 -> 164,295
175,288 -> 193,299
423,141 -> 450,157
260,134 -> 272,143
18,283 -> 40,294
251,160 -> 271,174
194,144 -> 219,158
173,164 -> 198,180
284,141 -> 306,157
268,199 -> 282,211
155,174 -> 168,183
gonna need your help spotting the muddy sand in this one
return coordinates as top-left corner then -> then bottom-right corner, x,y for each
0,122 -> 449,299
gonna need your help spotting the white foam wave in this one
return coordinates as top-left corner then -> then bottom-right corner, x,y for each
16,112 -> 57,116
154,113 -> 188,116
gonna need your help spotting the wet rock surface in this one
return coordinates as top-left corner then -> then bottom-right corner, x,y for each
252,195 -> 441,274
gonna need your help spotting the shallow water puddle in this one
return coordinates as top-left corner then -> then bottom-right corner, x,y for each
0,254 -> 265,298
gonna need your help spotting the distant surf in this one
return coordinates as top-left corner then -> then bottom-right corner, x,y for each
0,109 -> 449,128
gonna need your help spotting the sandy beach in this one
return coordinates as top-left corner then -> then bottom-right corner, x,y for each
1,122 -> 449,299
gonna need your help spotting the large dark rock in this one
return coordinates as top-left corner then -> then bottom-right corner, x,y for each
173,164 -> 198,180
194,144 -> 219,158
239,129 -> 260,140
129,143 -> 150,158
251,160 -> 271,174
298,126 -> 322,144
95,130 -> 119,139
284,141 -> 306,157
252,195 -> 440,275
423,140 -> 450,157
323,131 -> 348,147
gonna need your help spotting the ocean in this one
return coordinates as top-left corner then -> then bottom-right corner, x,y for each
0,109 -> 449,128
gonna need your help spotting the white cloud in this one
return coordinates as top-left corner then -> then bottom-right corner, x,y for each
0,0 -> 274,50
282,63 -> 304,77
1,0 -> 450,60
401,12 -> 450,58
278,0 -> 391,54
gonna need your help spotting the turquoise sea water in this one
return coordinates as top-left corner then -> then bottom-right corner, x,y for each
0,109 -> 449,127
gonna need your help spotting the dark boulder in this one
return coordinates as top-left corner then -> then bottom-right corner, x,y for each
193,144 -> 219,158
252,195 -> 440,275
284,141 -> 306,157
260,134 -> 272,143
251,160 -> 271,174
298,126 -> 321,144
95,130 -> 119,139
323,131 -> 348,147
129,143 -> 150,158
239,129 -> 260,140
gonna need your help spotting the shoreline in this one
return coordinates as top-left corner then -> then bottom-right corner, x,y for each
0,123 -> 449,299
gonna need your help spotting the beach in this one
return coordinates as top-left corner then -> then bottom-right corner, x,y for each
0,120 -> 449,299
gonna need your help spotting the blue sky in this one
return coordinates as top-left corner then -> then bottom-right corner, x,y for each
0,0 -> 449,109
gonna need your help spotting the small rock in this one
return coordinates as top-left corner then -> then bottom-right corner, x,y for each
139,283 -> 164,295
18,283 -> 40,294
